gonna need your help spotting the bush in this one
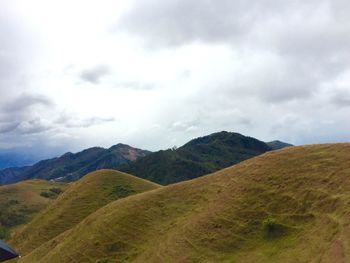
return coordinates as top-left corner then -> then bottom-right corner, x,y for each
40,188 -> 63,199
262,216 -> 287,238
40,191 -> 56,199
263,216 -> 278,234
49,187 -> 63,195
109,185 -> 135,198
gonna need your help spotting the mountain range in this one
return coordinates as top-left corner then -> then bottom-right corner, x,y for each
0,144 -> 150,185
0,131 -> 291,185
9,143 -> 350,262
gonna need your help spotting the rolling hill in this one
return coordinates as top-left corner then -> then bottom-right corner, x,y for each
0,180 -> 67,239
120,131 -> 271,184
14,143 -> 350,262
0,144 -> 150,185
9,169 -> 160,255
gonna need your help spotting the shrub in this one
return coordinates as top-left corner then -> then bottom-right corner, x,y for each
263,216 -> 278,234
262,216 -> 287,238
49,187 -> 63,195
40,191 -> 56,199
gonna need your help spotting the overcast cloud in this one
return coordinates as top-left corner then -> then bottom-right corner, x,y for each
0,0 -> 349,159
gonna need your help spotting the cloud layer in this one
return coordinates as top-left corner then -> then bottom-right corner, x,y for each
0,0 -> 349,157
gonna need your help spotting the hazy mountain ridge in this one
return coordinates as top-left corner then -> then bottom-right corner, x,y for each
267,140 -> 293,150
0,144 -> 150,185
0,132 -> 291,185
0,152 -> 38,170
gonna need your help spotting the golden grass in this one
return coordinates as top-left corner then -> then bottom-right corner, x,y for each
0,180 -> 67,237
9,169 -> 160,255
16,144 -> 350,262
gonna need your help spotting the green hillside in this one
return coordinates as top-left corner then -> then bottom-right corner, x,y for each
9,169 -> 160,255
121,131 -> 271,184
0,180 -> 67,239
16,144 -> 350,262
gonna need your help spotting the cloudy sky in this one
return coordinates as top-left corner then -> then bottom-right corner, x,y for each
0,0 -> 349,157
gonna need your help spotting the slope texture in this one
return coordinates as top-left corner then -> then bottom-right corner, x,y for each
0,180 -> 67,239
10,170 -> 160,255
17,144 -> 350,262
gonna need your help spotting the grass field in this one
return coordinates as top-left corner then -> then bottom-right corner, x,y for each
9,169 -> 160,255
14,144 -> 350,262
0,180 -> 67,239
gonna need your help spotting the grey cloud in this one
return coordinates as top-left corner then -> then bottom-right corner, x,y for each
118,0 -> 348,51
331,89 -> 350,107
16,118 -> 52,135
118,0 -> 257,47
0,122 -> 19,134
3,94 -> 53,112
56,114 -> 116,128
119,0 -> 350,104
80,65 -> 110,84
0,119 -> 52,135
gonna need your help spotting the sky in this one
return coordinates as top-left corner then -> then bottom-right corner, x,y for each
0,0 -> 350,157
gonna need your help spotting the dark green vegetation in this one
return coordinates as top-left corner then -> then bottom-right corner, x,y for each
0,131 -> 292,187
121,131 -> 271,184
267,140 -> 293,150
10,170 -> 160,255
39,187 -> 64,199
12,144 -> 350,262
0,144 -> 150,184
0,180 -> 67,239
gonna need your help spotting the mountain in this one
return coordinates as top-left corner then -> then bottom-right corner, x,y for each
15,143 -> 350,263
0,132 -> 292,186
0,152 -> 38,170
0,144 -> 150,185
0,180 -> 67,239
0,166 -> 30,184
267,140 -> 293,150
10,169 -> 160,255
120,131 -> 271,184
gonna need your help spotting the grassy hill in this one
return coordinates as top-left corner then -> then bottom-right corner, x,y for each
0,144 -> 150,184
121,131 -> 271,184
10,170 -> 160,255
0,180 -> 67,239
15,143 -> 350,262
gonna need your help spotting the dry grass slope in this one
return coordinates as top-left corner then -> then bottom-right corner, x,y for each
10,169 -> 160,256
0,180 -> 67,239
17,144 -> 350,262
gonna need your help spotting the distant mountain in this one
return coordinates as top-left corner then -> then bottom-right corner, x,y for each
0,144 -> 150,185
0,132 -> 292,186
267,140 -> 293,150
0,166 -> 30,184
120,131 -> 271,184
0,152 -> 39,169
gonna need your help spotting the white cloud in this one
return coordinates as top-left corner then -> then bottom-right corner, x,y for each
0,0 -> 349,156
